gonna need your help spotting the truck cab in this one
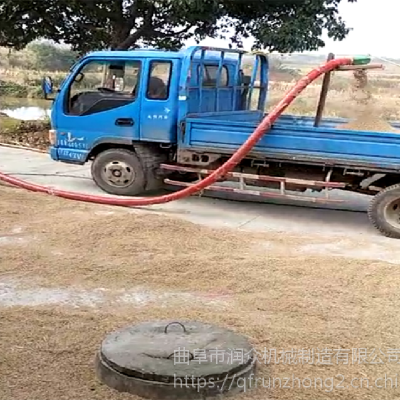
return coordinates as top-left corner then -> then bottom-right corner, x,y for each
47,46 -> 267,195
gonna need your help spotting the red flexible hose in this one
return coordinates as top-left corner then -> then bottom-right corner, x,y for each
0,57 -> 353,207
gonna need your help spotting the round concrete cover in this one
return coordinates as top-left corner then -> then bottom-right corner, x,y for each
100,320 -> 254,382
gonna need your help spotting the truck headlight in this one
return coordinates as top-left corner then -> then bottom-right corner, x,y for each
49,129 -> 56,145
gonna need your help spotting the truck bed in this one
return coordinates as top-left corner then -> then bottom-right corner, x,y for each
184,111 -> 400,172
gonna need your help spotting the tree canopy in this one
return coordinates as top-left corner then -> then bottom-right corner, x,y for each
0,0 -> 357,54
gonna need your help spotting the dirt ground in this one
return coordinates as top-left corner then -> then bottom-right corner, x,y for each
1,184 -> 400,400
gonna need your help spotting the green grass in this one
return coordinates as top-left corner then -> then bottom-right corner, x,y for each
0,68 -> 67,98
0,115 -> 21,131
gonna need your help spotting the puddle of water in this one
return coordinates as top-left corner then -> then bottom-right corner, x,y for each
1,97 -> 51,121
1,106 -> 51,121
0,280 -> 232,308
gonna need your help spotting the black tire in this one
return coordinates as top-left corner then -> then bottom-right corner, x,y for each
91,148 -> 146,196
133,143 -> 168,192
368,183 -> 400,239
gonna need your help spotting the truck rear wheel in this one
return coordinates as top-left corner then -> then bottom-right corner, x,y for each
91,148 -> 146,196
368,183 -> 400,238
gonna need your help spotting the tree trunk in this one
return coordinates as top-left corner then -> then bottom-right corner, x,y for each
112,3 -> 156,50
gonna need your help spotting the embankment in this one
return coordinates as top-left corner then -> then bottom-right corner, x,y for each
0,115 -> 50,150
0,79 -> 44,98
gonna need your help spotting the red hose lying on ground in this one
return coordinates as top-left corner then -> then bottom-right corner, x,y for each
0,57 -> 354,207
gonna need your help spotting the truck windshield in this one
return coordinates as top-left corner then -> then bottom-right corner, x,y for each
73,60 -> 140,93
66,60 -> 141,116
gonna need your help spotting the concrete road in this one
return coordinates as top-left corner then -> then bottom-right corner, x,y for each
0,145 -> 384,240
1,145 -> 400,264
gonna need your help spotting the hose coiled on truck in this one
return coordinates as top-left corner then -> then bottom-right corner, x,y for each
0,57 -> 355,207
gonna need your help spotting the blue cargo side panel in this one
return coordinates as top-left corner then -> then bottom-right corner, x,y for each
184,118 -> 400,170
187,110 -> 263,122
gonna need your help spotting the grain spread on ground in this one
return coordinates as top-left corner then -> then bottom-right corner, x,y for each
337,69 -> 400,133
2,185 -> 400,400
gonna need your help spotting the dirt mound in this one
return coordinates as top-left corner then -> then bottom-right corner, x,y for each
337,70 -> 400,133
339,104 -> 400,133
0,116 -> 50,149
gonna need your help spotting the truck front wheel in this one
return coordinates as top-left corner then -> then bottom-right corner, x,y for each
91,148 -> 146,196
368,183 -> 400,238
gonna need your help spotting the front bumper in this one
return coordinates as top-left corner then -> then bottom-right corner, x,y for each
49,146 -> 59,161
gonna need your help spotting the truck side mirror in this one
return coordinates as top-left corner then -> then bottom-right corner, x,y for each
75,72 -> 84,83
41,76 -> 54,100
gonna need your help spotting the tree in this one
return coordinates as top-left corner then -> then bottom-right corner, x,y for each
223,0 -> 358,52
0,1 -> 61,50
0,0 -> 357,54
27,42 -> 78,71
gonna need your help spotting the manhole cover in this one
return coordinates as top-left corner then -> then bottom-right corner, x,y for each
95,320 -> 257,399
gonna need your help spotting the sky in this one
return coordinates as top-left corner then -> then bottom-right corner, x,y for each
185,0 -> 398,57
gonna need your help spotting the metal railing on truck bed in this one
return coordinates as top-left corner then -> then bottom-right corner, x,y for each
178,46 -> 268,119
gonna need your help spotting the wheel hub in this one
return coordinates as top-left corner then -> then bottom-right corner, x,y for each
103,161 -> 135,187
384,199 -> 400,230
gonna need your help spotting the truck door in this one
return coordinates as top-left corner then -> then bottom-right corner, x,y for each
54,57 -> 142,153
139,59 -> 179,143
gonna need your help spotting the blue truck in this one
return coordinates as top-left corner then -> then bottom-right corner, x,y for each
43,46 -> 400,238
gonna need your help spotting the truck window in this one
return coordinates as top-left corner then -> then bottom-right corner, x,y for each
146,61 -> 172,100
198,65 -> 228,87
66,60 -> 141,116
